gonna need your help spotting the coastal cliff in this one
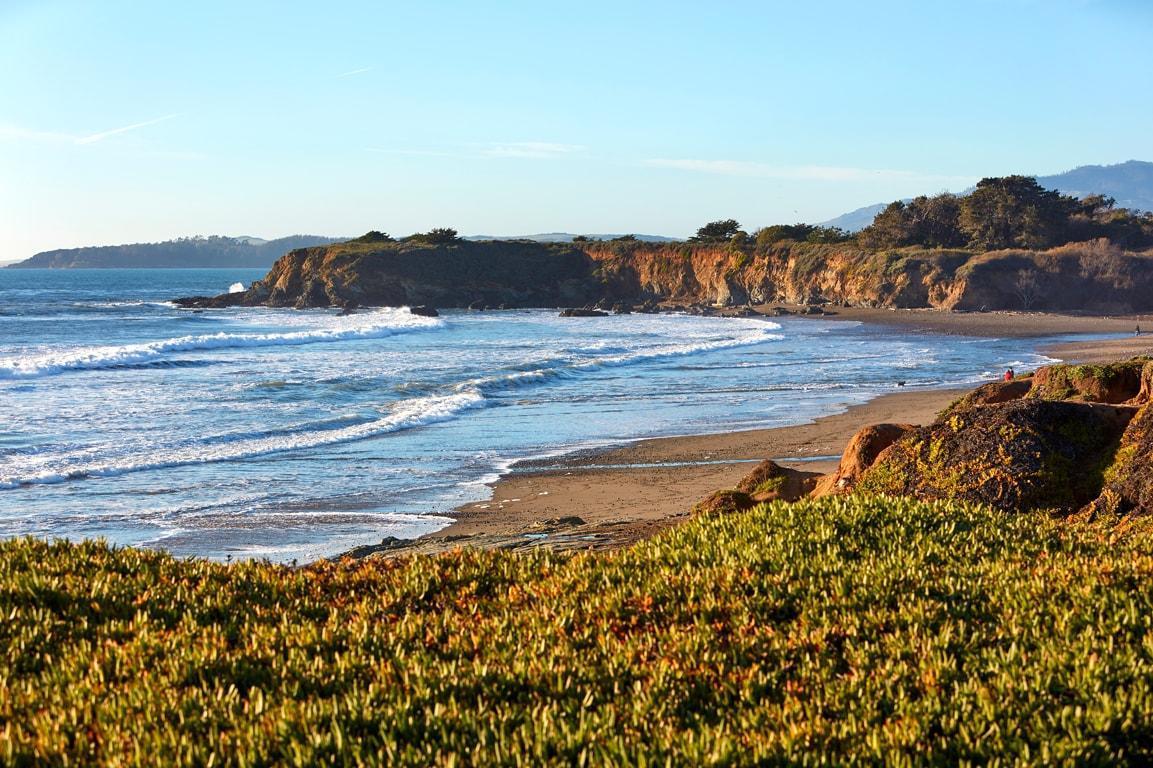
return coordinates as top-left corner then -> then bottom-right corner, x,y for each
587,238 -> 1153,312
179,236 -> 1153,313
184,238 -> 602,310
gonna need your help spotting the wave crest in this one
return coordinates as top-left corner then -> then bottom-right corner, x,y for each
0,308 -> 442,379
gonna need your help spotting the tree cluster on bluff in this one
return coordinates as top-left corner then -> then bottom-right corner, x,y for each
689,176 -> 1153,253
857,176 -> 1153,251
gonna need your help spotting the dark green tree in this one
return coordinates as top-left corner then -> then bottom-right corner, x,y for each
858,195 -> 964,249
421,227 -> 460,244
354,230 -> 393,243
959,176 -> 1076,250
691,219 -> 743,242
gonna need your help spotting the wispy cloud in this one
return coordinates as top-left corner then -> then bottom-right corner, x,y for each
74,113 -> 178,145
480,142 -> 585,159
644,158 -> 974,184
335,66 -> 372,78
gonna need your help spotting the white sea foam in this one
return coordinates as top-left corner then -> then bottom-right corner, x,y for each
0,389 -> 485,489
458,326 -> 784,395
0,320 -> 785,490
0,308 -> 442,379
228,282 -> 246,294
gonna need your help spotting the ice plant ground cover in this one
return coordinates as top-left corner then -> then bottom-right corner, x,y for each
3,495 -> 1153,765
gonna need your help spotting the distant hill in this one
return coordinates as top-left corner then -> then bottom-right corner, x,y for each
822,160 -> 1153,232
819,203 -> 893,233
464,232 -> 680,243
1036,160 -> 1153,213
7,235 -> 343,269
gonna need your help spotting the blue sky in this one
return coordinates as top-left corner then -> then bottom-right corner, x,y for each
1,0 -> 1151,258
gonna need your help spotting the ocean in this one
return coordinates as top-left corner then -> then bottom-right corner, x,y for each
1,269 -> 1063,562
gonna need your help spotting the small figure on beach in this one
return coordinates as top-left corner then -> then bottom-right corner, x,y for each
1003,368 -> 1014,381
1137,325 -> 1142,337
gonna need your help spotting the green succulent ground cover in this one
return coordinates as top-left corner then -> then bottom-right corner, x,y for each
4,495 -> 1153,766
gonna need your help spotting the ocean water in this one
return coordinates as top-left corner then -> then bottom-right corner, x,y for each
1,269 -> 1063,562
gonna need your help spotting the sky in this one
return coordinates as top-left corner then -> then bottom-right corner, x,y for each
1,0 -> 1152,259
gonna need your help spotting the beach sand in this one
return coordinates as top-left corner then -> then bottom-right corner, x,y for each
348,310 -> 1153,559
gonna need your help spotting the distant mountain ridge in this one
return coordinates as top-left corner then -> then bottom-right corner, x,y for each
8,235 -> 343,269
1035,160 -> 1153,212
464,232 -> 680,243
822,160 -> 1153,232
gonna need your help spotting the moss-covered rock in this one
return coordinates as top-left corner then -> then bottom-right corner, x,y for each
1081,402 -> 1153,518
1028,360 -> 1148,404
858,400 -> 1135,513
734,459 -> 817,502
692,490 -> 755,517
941,378 -> 1034,416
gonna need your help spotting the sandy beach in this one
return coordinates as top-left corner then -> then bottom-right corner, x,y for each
350,309 -> 1153,559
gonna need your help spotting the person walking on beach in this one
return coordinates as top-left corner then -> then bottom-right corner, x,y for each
1004,368 -> 1014,382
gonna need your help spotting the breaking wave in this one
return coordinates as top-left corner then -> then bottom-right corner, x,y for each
0,322 -> 783,489
0,308 -> 442,379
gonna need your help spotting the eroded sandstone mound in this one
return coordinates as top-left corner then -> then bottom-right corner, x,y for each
810,423 -> 915,497
1082,400 -> 1153,518
734,460 -> 818,502
1028,360 -> 1148,403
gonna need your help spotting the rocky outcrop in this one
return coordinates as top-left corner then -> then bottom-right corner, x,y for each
811,423 -> 916,497
940,379 -> 1034,417
692,490 -> 756,517
1028,360 -> 1149,403
857,400 -> 1135,514
558,308 -> 608,317
1081,403 -> 1153,518
855,358 -> 1153,516
175,236 -> 1153,312
691,357 -> 1153,520
735,460 -> 818,502
177,240 -> 601,309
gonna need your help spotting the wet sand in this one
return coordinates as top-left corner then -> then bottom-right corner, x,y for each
344,309 -> 1149,560
774,305 -> 1150,339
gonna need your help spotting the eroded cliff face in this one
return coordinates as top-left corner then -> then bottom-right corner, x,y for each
584,243 -> 974,309
178,238 -> 1153,313
587,240 -> 1153,312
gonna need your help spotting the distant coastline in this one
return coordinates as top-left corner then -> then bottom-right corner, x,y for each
5,234 -> 342,270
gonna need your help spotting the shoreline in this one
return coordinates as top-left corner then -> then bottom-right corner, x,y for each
345,310 -> 1153,560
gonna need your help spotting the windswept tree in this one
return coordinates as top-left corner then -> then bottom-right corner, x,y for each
419,227 -> 460,244
354,230 -> 394,243
691,219 -> 743,242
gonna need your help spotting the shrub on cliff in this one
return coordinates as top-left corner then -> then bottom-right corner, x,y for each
7,496 -> 1153,764
406,227 -> 461,245
353,230 -> 394,244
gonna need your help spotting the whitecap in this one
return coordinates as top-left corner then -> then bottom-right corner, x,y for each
0,389 -> 485,490
0,308 -> 442,379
